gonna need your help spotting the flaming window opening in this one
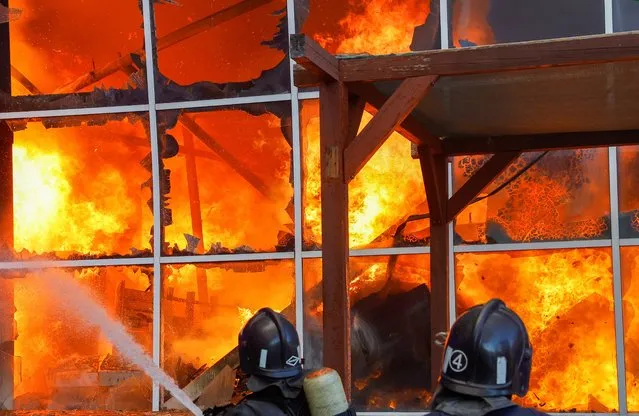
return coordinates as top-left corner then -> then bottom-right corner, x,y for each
0,0 -> 638,413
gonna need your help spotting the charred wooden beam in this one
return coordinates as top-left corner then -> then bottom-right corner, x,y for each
344,76 -> 438,181
345,94 -> 365,148
320,80 -> 351,399
290,34 -> 340,82
348,82 -> 440,149
417,146 -> 448,389
446,151 -> 520,222
442,129 -> 639,156
293,31 -> 639,84
180,115 -> 275,202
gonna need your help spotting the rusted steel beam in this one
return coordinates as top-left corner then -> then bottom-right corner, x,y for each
442,129 -> 639,156
294,31 -> 639,84
348,82 -> 441,149
417,145 -> 449,390
446,151 -> 520,222
343,76 -> 438,181
319,80 -> 351,399
290,34 -> 340,82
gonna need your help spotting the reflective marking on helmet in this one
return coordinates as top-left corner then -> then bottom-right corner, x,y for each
448,349 -> 468,373
496,356 -> 507,384
286,355 -> 301,367
443,346 -> 453,373
259,349 -> 268,368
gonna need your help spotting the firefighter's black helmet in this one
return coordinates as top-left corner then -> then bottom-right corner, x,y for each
239,307 -> 302,379
439,299 -> 532,397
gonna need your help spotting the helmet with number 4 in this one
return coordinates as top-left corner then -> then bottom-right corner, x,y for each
439,298 -> 533,397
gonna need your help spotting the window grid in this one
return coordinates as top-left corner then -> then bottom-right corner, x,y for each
1,0 -> 634,413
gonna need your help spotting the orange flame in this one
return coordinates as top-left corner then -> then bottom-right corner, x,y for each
315,0 -> 429,54
302,104 -> 426,247
457,248 -> 617,412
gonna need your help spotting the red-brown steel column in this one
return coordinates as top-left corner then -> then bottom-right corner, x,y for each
0,0 -> 14,409
319,80 -> 351,399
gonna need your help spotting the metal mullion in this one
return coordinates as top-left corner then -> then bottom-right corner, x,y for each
605,0 -> 614,34
155,93 -> 293,111
620,239 -> 639,247
609,146 -> 628,415
286,0 -> 305,354
158,252 -> 294,264
298,91 -> 320,100
0,104 -> 149,120
453,239 -> 612,253
0,257 -> 154,270
139,0 -> 163,409
447,160 -> 455,327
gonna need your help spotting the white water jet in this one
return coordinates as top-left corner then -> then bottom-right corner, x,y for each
38,269 -> 203,416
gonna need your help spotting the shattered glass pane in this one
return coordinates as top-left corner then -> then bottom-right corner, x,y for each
160,260 -> 294,409
2,0 -> 148,112
303,255 -> 433,411
295,0 -> 440,92
452,149 -> 611,245
4,266 -> 153,410
300,100 -> 429,250
153,0 -> 290,102
449,0 -> 604,48
2,113 -> 154,260
158,103 -> 294,256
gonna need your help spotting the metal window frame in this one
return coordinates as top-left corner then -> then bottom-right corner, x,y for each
1,0 -> 635,413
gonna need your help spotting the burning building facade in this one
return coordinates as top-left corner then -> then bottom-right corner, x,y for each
1,0 -> 639,414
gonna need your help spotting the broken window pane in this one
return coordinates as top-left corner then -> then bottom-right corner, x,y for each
296,0 -> 440,54
621,246 -> 639,411
3,114 -> 153,261
304,255 -> 432,411
452,149 -> 611,245
456,248 -> 617,412
3,0 -> 148,112
160,260 -> 294,410
295,0 -> 440,92
617,146 -> 639,239
449,0 -> 604,48
159,103 -> 293,256
1,266 -> 153,410
300,99 -> 428,250
153,0 -> 290,102
613,0 -> 639,32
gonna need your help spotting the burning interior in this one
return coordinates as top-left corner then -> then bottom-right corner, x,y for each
1,0 -> 639,413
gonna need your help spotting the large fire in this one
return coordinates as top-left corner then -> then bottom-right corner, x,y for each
1,0 -> 635,413
457,248 -> 619,412
301,101 -> 427,248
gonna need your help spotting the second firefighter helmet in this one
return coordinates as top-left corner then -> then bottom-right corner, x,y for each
439,298 -> 532,397
238,307 -> 302,379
